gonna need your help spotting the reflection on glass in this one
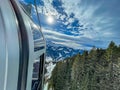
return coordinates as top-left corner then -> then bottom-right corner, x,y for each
32,61 -> 40,79
18,1 -> 44,89
32,60 -> 40,90
30,22 -> 45,52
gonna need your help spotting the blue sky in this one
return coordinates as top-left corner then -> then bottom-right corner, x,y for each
20,0 -> 120,50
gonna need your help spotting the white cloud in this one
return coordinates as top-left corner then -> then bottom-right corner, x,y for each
42,28 -> 107,49
63,21 -> 69,25
36,0 -> 59,18
68,18 -> 74,23
35,0 -> 120,49
60,15 -> 66,20
61,0 -> 118,43
66,25 -> 72,29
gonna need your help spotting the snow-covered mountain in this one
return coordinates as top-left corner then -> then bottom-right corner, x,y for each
44,42 -> 84,90
44,41 -> 83,80
46,41 -> 84,61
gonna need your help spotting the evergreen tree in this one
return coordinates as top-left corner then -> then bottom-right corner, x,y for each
49,41 -> 120,90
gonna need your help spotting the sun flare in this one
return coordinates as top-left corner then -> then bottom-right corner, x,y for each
47,16 -> 54,24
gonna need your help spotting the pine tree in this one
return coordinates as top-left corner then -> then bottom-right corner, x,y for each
49,41 -> 120,90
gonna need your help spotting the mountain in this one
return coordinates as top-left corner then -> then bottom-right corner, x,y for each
46,41 -> 84,61
44,41 -> 84,89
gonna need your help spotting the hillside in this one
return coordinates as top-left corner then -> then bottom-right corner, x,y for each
48,41 -> 120,90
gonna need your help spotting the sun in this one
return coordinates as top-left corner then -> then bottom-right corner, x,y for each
47,16 -> 54,24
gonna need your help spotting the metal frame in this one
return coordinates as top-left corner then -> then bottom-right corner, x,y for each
0,0 -> 20,90
10,1 -> 35,90
0,0 -> 46,90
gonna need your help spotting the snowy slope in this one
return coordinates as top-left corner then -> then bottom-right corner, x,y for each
45,57 -> 56,79
46,41 -> 84,61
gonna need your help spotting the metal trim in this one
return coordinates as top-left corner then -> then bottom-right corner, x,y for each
10,0 -> 29,90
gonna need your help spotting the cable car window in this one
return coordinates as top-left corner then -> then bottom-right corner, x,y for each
30,22 -> 44,52
32,25 -> 42,40
32,60 -> 40,89
32,60 -> 40,79
19,0 -> 45,52
18,0 -> 45,90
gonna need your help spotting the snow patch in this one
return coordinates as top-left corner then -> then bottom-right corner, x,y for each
45,57 -> 56,79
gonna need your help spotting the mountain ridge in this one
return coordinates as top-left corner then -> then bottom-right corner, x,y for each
46,41 -> 84,61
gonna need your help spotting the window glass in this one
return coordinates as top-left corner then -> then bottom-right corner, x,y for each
18,0 -> 43,89
30,22 -> 44,52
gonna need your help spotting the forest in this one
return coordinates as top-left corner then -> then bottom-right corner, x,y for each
48,41 -> 120,90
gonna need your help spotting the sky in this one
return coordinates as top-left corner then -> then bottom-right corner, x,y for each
20,0 -> 120,50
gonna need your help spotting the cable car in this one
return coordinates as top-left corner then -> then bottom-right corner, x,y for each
0,0 -> 46,90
